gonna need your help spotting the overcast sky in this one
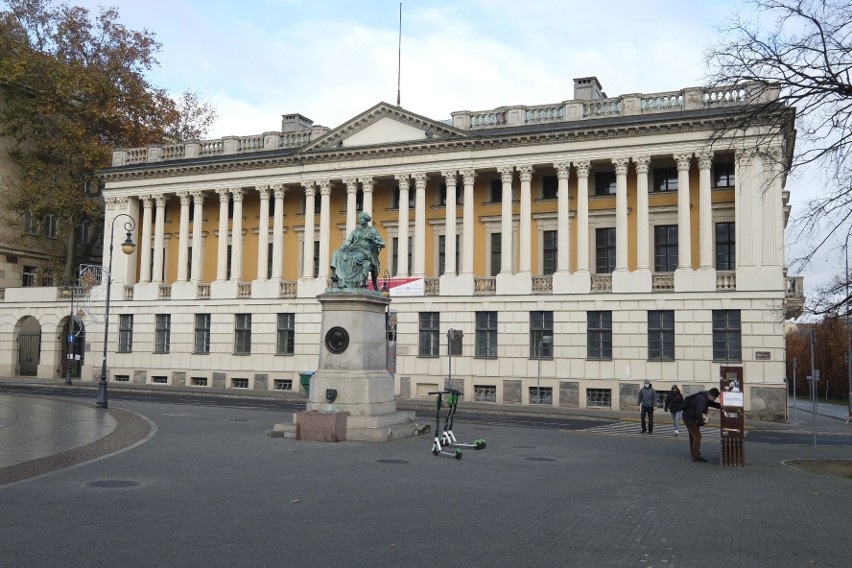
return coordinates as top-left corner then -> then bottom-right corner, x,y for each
70,0 -> 839,301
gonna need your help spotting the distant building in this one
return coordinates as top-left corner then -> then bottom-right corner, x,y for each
0,77 -> 804,420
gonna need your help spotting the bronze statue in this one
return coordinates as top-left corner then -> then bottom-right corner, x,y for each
330,211 -> 385,290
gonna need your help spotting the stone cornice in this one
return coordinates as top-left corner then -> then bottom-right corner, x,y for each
99,109 -> 789,183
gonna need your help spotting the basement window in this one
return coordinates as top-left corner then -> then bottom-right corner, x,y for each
274,379 -> 293,391
530,387 -> 553,405
191,377 -> 208,387
152,376 -> 168,384
474,385 -> 496,402
232,378 -> 249,389
586,388 -> 612,408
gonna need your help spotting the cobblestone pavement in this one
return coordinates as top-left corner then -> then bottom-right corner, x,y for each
1,385 -> 852,568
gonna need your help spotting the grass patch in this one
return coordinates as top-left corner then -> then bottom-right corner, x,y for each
786,459 -> 852,479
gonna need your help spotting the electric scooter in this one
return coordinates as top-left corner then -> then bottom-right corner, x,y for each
428,390 -> 462,460
441,388 -> 486,450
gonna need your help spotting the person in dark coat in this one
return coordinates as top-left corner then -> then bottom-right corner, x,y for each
664,385 -> 684,437
637,380 -> 657,434
681,388 -> 721,462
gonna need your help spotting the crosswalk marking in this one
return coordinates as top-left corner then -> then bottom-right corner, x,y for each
577,422 -> 722,441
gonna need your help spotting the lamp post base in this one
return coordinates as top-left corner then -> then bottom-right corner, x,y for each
96,378 -> 109,409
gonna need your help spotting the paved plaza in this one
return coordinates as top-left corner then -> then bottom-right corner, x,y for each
2,383 -> 852,568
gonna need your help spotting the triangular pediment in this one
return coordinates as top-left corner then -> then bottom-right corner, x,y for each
302,102 -> 466,151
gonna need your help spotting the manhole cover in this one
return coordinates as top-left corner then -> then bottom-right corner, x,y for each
376,459 -> 409,464
87,480 -> 140,488
526,457 -> 556,463
511,445 -> 537,449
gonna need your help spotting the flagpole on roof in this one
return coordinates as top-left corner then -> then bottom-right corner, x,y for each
397,3 -> 402,107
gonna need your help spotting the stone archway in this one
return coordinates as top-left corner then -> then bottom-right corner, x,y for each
15,316 -> 41,376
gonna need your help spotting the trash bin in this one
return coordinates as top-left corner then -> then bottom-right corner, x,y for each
299,371 -> 314,395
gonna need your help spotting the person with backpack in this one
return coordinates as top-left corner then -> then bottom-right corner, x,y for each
664,385 -> 684,437
637,380 -> 657,434
680,387 -> 721,462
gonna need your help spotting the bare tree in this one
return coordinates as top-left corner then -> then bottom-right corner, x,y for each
706,0 -> 852,315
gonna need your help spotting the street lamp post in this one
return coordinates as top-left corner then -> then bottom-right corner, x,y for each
846,226 -> 852,418
62,285 -> 81,385
96,214 -> 136,409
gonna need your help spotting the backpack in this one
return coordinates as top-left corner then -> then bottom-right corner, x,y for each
680,393 -> 699,418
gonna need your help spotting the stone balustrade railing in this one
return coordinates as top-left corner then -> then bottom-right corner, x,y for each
198,284 -> 211,299
280,281 -> 297,298
474,277 -> 495,295
591,274 -> 612,292
532,275 -> 553,293
238,282 -> 252,298
716,271 -> 737,291
158,284 -> 172,299
113,82 -> 775,165
424,278 -> 439,296
124,286 -> 134,300
652,273 -> 675,291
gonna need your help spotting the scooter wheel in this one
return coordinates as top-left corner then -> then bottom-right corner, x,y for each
475,440 -> 486,450
454,449 -> 462,460
432,446 -> 440,456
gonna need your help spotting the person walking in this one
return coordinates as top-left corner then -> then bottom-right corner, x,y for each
664,385 -> 684,437
681,387 -> 721,462
637,380 -> 657,434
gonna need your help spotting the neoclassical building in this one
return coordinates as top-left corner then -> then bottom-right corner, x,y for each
0,77 -> 804,419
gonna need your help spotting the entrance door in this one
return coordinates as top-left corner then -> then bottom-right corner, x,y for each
17,332 -> 41,376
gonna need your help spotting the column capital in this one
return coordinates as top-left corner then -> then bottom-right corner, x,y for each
674,153 -> 693,170
302,182 -> 316,197
178,191 -> 191,206
216,187 -> 230,202
633,155 -> 650,174
498,166 -> 514,183
442,170 -> 458,184
555,162 -> 570,178
394,174 -> 411,186
697,150 -> 713,170
273,184 -> 286,199
574,161 -> 590,178
318,180 -> 331,195
343,178 -> 359,194
413,172 -> 428,188
517,164 -> 533,182
460,169 -> 477,183
230,187 -> 244,202
258,185 -> 270,200
141,195 -> 153,208
191,190 -> 205,203
612,157 -> 630,175
359,177 -> 374,191
104,196 -> 117,210
736,147 -> 757,164
155,194 -> 167,208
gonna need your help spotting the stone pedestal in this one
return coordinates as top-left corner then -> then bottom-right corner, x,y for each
295,289 -> 416,442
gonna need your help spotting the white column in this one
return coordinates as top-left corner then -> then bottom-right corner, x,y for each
271,184 -> 285,279
176,192 -> 190,282
634,156 -> 651,271
395,175 -> 410,277
139,196 -> 153,283
764,147 -> 784,267
614,158 -> 629,272
302,182 -> 316,278
152,195 -> 166,283
697,151 -> 714,269
555,163 -> 571,273
460,169 -> 476,276
518,165 -> 532,274
318,180 -> 331,279
443,170 -> 458,276
190,191 -> 204,282
215,188 -> 230,281
675,153 -> 693,270
498,166 -> 514,275
360,177 -> 374,220
575,162 -> 590,273
412,173 -> 427,278
344,178 -> 358,236
229,187 -> 244,281
257,185 -> 270,280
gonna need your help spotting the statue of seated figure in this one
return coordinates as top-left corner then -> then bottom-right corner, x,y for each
330,211 -> 385,290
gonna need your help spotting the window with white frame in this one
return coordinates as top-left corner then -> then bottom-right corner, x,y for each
587,311 -> 612,360
713,161 -> 735,188
715,222 -> 736,270
194,313 -> 210,354
653,225 -> 678,272
277,313 -> 295,355
45,215 -> 57,238
712,310 -> 741,361
155,314 -> 171,353
118,314 -> 133,353
595,228 -> 616,274
652,166 -> 678,192
24,210 -> 37,235
541,175 -> 558,200
418,312 -> 440,357
475,311 -> 498,358
234,313 -> 252,355
530,311 -> 553,359
594,170 -> 616,196
648,310 -> 675,361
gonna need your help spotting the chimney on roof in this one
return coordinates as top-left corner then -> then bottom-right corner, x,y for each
281,113 -> 314,132
573,77 -> 605,101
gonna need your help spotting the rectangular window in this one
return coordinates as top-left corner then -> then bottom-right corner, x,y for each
490,179 -> 502,203
418,312 -> 440,357
118,314 -> 133,353
438,183 -> 462,206
530,311 -> 553,359
234,313 -> 252,355
530,386 -> 553,405
595,228 -> 616,274
541,175 -> 558,200
155,314 -> 171,353
713,161 -> 735,188
22,265 -> 37,287
194,313 -> 210,354
542,230 -> 557,275
653,225 -> 679,272
438,235 -> 460,276
652,167 -> 679,192
277,313 -> 295,355
648,310 -> 675,361
594,171 -> 616,196
490,232 -> 501,276
587,311 -> 612,360
712,310 -> 741,361
45,215 -> 57,238
392,186 -> 415,209
475,311 -> 498,358
355,189 -> 364,212
715,222 -> 736,270
77,219 -> 89,245
24,210 -> 37,235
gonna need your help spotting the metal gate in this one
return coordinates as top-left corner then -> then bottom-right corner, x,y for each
17,332 -> 41,376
